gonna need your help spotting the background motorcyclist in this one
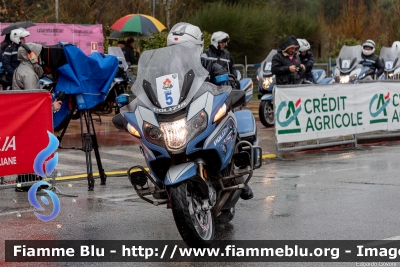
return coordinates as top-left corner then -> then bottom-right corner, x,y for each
204,31 -> 239,86
2,28 -> 30,87
167,22 -> 253,200
297,38 -> 314,83
361,39 -> 384,79
271,35 -> 304,85
167,23 -> 239,90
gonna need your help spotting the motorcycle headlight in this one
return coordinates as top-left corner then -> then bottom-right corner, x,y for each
339,75 -> 350,83
262,77 -> 273,89
160,118 -> 187,150
213,104 -> 227,123
127,123 -> 141,138
144,111 -> 208,152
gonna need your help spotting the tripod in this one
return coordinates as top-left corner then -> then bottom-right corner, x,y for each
57,107 -> 107,191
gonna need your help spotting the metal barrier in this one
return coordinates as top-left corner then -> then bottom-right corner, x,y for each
234,64 -> 246,78
314,63 -> 330,75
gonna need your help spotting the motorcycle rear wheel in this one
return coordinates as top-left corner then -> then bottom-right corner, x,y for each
259,100 -> 275,127
170,181 -> 214,247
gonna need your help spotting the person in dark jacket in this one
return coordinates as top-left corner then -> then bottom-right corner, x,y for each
361,39 -> 384,79
122,37 -> 140,65
204,31 -> 238,84
0,34 -> 11,59
3,28 -> 30,86
271,35 -> 305,85
297,38 -> 315,83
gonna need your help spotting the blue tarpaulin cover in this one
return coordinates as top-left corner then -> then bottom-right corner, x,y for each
55,44 -> 118,110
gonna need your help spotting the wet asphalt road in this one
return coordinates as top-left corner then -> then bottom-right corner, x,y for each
2,116 -> 400,267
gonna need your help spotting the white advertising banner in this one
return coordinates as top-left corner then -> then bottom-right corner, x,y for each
275,82 -> 400,143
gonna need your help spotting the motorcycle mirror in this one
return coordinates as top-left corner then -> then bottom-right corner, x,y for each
115,93 -> 130,107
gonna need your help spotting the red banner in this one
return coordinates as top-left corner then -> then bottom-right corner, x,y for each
0,91 -> 53,176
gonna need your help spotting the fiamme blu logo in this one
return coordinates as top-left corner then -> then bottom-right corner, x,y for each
276,98 -> 302,134
28,131 -> 61,222
369,93 -> 390,124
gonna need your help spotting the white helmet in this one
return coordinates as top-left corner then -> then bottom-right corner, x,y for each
10,28 -> 30,44
167,22 -> 204,49
298,38 -> 310,52
362,39 -> 376,56
392,41 -> 400,48
211,31 -> 229,49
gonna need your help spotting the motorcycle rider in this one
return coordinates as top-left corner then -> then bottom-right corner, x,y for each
167,23 -> 239,90
3,28 -> 30,87
271,35 -> 305,85
297,38 -> 314,83
204,31 -> 239,87
361,39 -> 384,79
167,22 -> 252,200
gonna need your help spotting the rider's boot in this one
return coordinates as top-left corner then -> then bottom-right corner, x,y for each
240,184 -> 253,200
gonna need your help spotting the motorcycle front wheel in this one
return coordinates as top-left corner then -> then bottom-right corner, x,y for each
259,100 -> 275,127
170,181 -> 214,247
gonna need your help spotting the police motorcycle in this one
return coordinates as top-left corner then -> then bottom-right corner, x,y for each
114,42 -> 262,247
256,50 -> 334,127
333,45 -> 373,83
256,49 -> 278,127
379,41 -> 400,80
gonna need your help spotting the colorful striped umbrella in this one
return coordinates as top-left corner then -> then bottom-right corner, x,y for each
110,14 -> 166,36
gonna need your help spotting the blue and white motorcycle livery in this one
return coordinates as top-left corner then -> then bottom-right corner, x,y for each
115,42 -> 262,247
256,49 -> 334,127
379,42 -> 400,80
257,49 -> 277,127
333,45 -> 373,83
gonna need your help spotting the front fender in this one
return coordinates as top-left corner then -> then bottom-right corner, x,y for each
260,94 -> 273,101
164,162 -> 198,186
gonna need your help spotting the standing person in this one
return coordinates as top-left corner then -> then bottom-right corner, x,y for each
2,28 -> 30,87
123,37 -> 140,65
204,31 -> 238,82
271,35 -> 305,85
117,40 -> 126,49
13,42 -> 62,192
0,34 -> 11,59
297,38 -> 315,83
361,39 -> 384,79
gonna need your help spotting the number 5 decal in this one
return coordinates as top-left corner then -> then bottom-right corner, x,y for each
165,92 -> 173,105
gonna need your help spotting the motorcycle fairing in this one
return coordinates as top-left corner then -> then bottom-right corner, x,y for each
335,45 -> 363,74
185,92 -> 228,154
204,113 -> 237,170
259,49 -> 278,78
234,110 -> 259,163
258,49 -> 277,95
131,42 -> 210,115
123,111 -> 170,159
312,69 -> 334,84
380,46 -> 400,72
234,110 -> 256,139
164,162 -> 197,186
260,93 -> 273,101
239,78 -> 253,103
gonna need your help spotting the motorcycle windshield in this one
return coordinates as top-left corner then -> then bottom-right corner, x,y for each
335,45 -> 363,73
260,49 -> 277,77
131,42 -> 211,114
380,46 -> 400,70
